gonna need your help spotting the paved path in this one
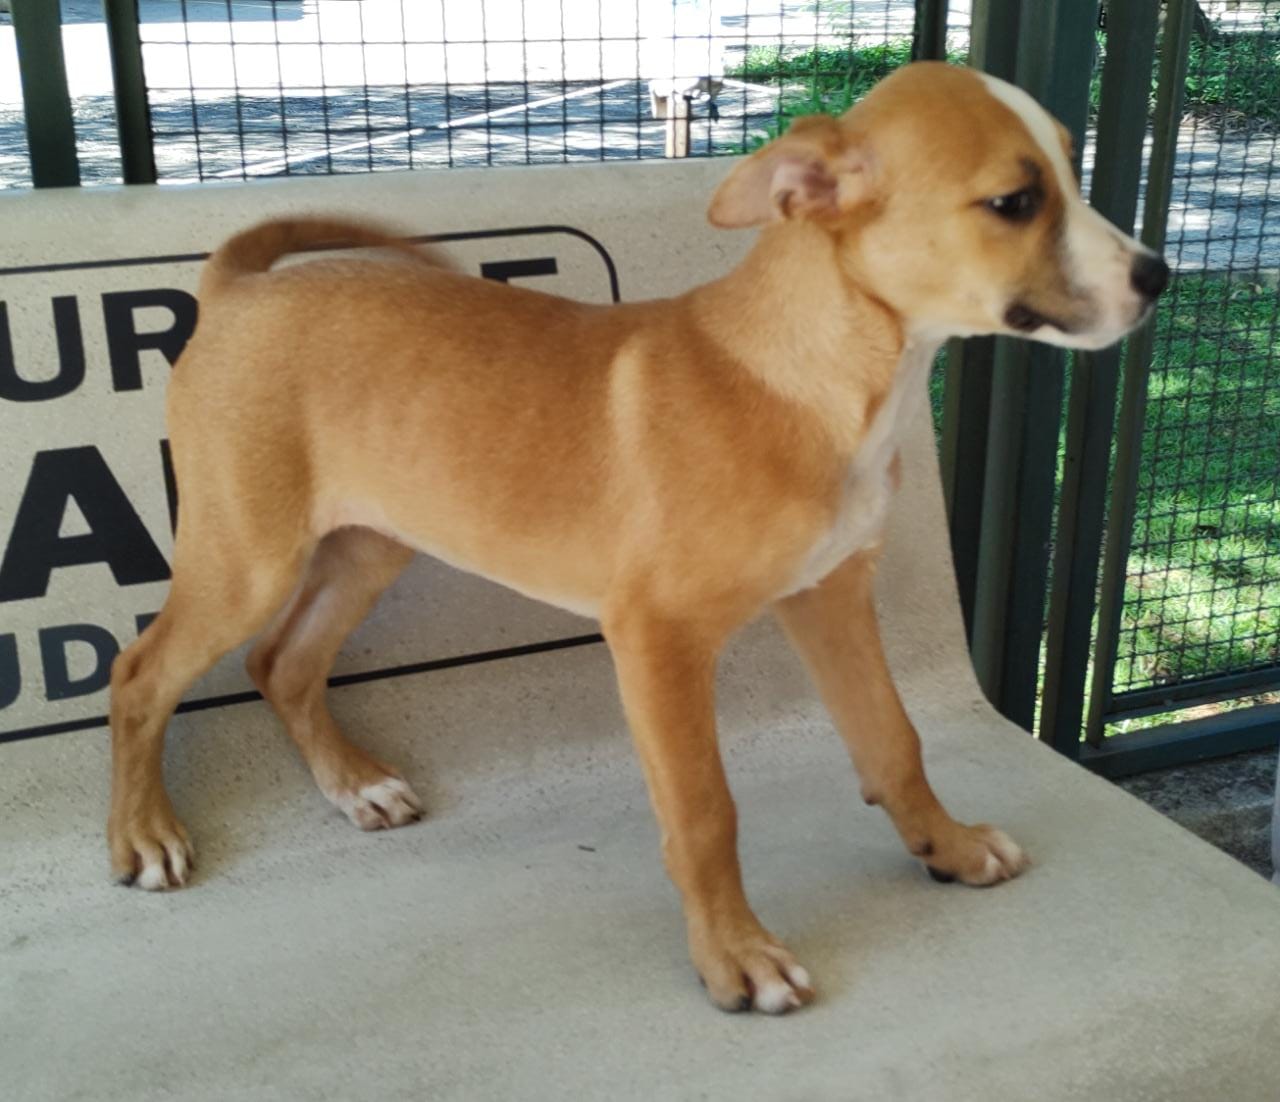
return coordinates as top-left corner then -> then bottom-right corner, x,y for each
3,1 -> 950,183
9,0 -> 959,101
0,1 -> 1274,272
1080,127 -> 1280,272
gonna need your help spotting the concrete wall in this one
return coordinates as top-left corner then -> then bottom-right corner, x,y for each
0,160 -> 749,739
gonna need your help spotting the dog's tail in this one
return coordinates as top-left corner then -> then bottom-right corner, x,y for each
199,217 -> 448,297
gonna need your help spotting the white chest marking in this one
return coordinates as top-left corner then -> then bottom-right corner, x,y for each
781,340 -> 938,595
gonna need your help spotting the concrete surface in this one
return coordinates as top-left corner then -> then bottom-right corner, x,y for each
3,161 -> 1280,1101
1119,748 -> 1279,878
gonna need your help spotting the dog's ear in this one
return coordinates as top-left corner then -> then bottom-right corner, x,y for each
707,116 -> 874,229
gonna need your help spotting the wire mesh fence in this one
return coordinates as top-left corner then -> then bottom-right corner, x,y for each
1109,0 -> 1280,717
0,1 -> 976,189
138,0 -> 963,180
4,1 -> 1278,750
0,13 -> 31,188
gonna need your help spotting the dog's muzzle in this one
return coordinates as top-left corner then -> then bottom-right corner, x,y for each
1131,254 -> 1170,301
1004,302 -> 1071,334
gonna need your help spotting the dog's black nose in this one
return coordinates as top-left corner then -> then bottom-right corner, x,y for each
1131,254 -> 1170,299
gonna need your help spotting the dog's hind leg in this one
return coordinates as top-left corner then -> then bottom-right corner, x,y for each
109,527 -> 311,890
246,526 -> 422,831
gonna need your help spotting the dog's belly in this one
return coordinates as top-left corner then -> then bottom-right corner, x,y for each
319,499 -> 604,619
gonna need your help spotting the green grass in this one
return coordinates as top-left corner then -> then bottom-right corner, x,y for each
728,38 -> 917,100
925,273 -> 1280,735
724,26 -> 1280,148
724,39 -> 966,147
1114,273 -> 1280,697
1185,30 -> 1280,131
1096,28 -> 1280,132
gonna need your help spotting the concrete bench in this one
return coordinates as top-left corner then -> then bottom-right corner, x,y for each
2,161 -> 1278,1101
1273,756 -> 1279,884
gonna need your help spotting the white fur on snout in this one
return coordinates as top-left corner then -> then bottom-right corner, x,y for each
979,73 -> 1153,347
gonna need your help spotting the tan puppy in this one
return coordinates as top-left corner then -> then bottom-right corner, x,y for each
108,62 -> 1167,1014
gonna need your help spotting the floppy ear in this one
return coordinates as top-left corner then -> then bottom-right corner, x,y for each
707,117 -> 875,229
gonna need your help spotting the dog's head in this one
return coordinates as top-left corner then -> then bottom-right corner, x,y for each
708,62 -> 1167,349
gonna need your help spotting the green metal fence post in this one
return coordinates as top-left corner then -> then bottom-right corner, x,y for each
11,0 -> 80,187
939,336 -> 995,641
965,0 -> 1097,729
968,0 -> 1022,80
1039,0 -> 1161,756
938,0 -> 1020,646
103,0 -> 157,184
1085,0 -> 1194,745
912,0 -> 950,62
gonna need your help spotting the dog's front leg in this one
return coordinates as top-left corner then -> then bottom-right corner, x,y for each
775,550 -> 1027,886
604,606 -> 814,1014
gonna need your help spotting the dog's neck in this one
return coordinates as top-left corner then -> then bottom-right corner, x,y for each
692,220 -> 927,454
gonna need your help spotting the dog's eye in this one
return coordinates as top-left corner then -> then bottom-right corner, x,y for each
985,188 -> 1041,222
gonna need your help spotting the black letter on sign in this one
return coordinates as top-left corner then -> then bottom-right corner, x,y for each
0,447 -> 171,602
0,634 -> 19,710
0,296 -> 86,402
160,438 -> 178,534
102,289 -> 198,392
480,258 -> 558,283
39,623 -> 120,701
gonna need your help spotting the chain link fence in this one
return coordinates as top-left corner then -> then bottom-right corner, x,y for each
3,0 -> 1277,759
0,1 -> 976,188
1108,0 -> 1280,727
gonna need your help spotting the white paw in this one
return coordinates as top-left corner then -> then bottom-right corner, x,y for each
967,827 -> 1027,884
698,936 -> 815,1015
332,776 -> 424,831
927,824 -> 1028,886
753,962 -> 813,1014
110,809 -> 195,891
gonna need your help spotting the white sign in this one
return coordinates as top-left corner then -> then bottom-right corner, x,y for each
0,160 -> 737,741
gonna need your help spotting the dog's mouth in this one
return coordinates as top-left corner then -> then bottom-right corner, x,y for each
1131,297 -> 1158,327
1004,301 -> 1075,335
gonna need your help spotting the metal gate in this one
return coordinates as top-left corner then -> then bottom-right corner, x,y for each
1028,0 -> 1279,774
3,0 -> 1278,775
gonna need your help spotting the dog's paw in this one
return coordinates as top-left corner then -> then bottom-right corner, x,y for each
693,931 -> 815,1015
923,823 -> 1027,886
109,801 -> 195,891
329,775 -> 424,831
